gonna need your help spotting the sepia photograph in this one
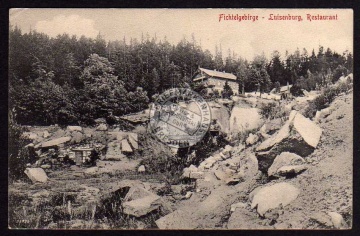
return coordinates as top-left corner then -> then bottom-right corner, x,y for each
8,8 -> 353,229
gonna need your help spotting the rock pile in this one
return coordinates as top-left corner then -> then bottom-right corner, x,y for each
255,110 -> 322,172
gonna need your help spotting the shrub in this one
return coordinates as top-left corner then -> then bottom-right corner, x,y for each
8,110 -> 33,180
304,78 -> 352,118
259,102 -> 289,120
222,81 -> 234,99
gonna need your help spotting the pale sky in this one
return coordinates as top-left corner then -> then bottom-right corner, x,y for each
10,8 -> 353,61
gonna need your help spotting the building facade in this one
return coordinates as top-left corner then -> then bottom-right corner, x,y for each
192,67 -> 239,95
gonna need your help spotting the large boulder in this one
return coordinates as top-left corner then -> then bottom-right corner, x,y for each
102,180 -> 145,198
259,118 -> 283,138
156,209 -> 198,229
198,156 -> 217,170
277,165 -> 307,177
123,194 -> 162,217
182,164 -> 198,178
24,168 -> 48,183
327,211 -> 348,229
246,133 -> 259,146
230,107 -> 263,134
106,141 -> 124,160
237,151 -> 259,181
250,182 -> 300,216
122,186 -> 162,217
121,139 -> 133,153
70,131 -> 85,144
256,111 -> 322,172
22,132 -> 38,141
43,130 -> 51,138
66,126 -> 83,132
268,152 -> 305,177
313,107 -> 334,123
128,133 -> 139,150
138,165 -> 146,173
39,136 -> 71,148
208,102 -> 230,134
96,124 -> 108,131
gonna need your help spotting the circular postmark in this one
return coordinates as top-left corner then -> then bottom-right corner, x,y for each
149,88 -> 211,148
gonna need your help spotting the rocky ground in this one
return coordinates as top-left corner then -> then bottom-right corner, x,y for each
8,87 -> 353,229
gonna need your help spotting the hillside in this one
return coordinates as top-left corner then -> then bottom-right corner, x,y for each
8,85 -> 353,229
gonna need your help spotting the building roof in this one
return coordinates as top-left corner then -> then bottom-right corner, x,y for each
197,68 -> 237,81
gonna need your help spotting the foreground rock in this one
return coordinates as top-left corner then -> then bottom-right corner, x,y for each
268,152 -> 305,177
259,118 -> 283,138
39,136 -> 71,148
66,126 -> 83,132
327,212 -> 348,229
250,182 -> 300,216
123,194 -> 162,217
156,181 -> 256,229
128,133 -> 139,150
96,123 -> 108,131
156,209 -> 198,229
227,205 -> 272,229
229,107 -> 263,133
208,101 -> 230,134
106,141 -> 125,160
246,133 -> 259,146
182,165 -> 198,178
138,165 -> 145,173
24,168 -> 48,183
121,139 -> 133,153
256,111 -> 322,172
230,202 -> 247,212
122,186 -> 162,217
277,165 -> 307,177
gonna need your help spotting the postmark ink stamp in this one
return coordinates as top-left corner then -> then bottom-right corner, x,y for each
149,88 -> 211,148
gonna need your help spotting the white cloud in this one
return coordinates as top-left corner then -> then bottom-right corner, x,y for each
35,14 -> 98,38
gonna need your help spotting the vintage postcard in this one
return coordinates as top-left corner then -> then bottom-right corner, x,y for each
8,8 -> 353,229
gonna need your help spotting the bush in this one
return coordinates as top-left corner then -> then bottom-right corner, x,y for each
304,78 -> 352,118
222,81 -> 234,99
259,102 -> 289,120
290,84 -> 305,97
8,110 -> 33,180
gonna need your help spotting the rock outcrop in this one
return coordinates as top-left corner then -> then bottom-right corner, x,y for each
256,111 -> 322,172
259,118 -> 283,138
246,133 -> 259,146
267,152 -> 305,177
122,186 -> 162,217
66,126 -> 83,132
250,182 -> 300,216
230,107 -> 263,134
96,124 -> 108,131
24,168 -> 48,183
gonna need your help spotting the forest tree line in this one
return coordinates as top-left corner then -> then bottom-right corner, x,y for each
9,25 -> 353,126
